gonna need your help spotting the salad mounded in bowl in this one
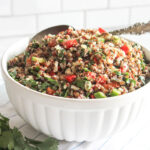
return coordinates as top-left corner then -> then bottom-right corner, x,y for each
7,27 -> 150,99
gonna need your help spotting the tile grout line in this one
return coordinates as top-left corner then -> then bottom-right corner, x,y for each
0,4 -> 150,18
0,34 -> 32,39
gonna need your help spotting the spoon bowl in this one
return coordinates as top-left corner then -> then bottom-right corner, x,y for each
30,25 -> 71,43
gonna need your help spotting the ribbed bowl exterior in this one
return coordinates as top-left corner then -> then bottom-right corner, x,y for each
2,38 -> 149,141
4,76 -> 146,141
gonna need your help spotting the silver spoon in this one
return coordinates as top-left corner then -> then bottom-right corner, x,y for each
30,21 -> 150,44
110,21 -> 150,35
30,25 -> 71,43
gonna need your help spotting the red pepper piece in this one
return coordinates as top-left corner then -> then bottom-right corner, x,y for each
120,67 -> 124,73
67,29 -> 72,35
121,45 -> 129,55
63,39 -> 78,49
87,72 -> 96,79
103,82 -> 120,89
46,87 -> 56,95
98,27 -> 106,33
97,75 -> 106,84
65,75 -> 76,83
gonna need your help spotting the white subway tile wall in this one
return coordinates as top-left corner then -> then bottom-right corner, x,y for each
38,12 -> 84,31
86,9 -> 129,28
13,0 -> 37,15
0,16 -> 36,37
130,6 -> 150,24
62,0 -> 108,11
0,0 -> 11,16
110,0 -> 150,7
0,0 -> 150,49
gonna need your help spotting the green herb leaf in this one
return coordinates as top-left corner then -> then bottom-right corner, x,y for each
74,79 -> 86,89
31,41 -> 39,49
141,60 -> 145,70
114,70 -> 121,76
8,70 -> 17,79
45,77 -> 59,86
0,113 -> 59,150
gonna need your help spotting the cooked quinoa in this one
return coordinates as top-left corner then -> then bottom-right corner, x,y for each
7,27 -> 150,99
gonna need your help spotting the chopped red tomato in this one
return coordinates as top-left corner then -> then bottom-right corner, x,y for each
97,75 -> 106,84
120,66 -> 126,73
48,39 -> 56,47
87,72 -> 96,79
26,57 -> 32,65
98,27 -> 106,33
67,29 -> 72,35
90,94 -> 95,99
93,57 -> 98,64
52,51 -> 57,56
65,75 -> 76,83
49,71 -> 55,76
120,67 -> 124,73
46,87 -> 56,95
63,39 -> 78,49
121,45 -> 129,55
58,66 -> 61,71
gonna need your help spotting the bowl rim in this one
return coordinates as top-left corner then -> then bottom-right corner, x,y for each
1,37 -> 150,103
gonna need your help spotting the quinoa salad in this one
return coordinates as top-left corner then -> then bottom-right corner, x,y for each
7,27 -> 150,99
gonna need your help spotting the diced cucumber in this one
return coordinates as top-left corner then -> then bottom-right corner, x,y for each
125,78 -> 130,84
110,88 -> 121,96
59,39 -> 64,43
94,92 -> 107,98
32,56 -> 45,63
113,36 -> 121,44
123,72 -> 129,76
98,37 -> 105,43
85,81 -> 92,91
83,68 -> 90,72
131,79 -> 136,86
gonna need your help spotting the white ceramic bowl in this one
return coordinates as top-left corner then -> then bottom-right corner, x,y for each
1,38 -> 150,142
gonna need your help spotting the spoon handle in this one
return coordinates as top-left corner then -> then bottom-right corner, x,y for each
110,21 -> 150,35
